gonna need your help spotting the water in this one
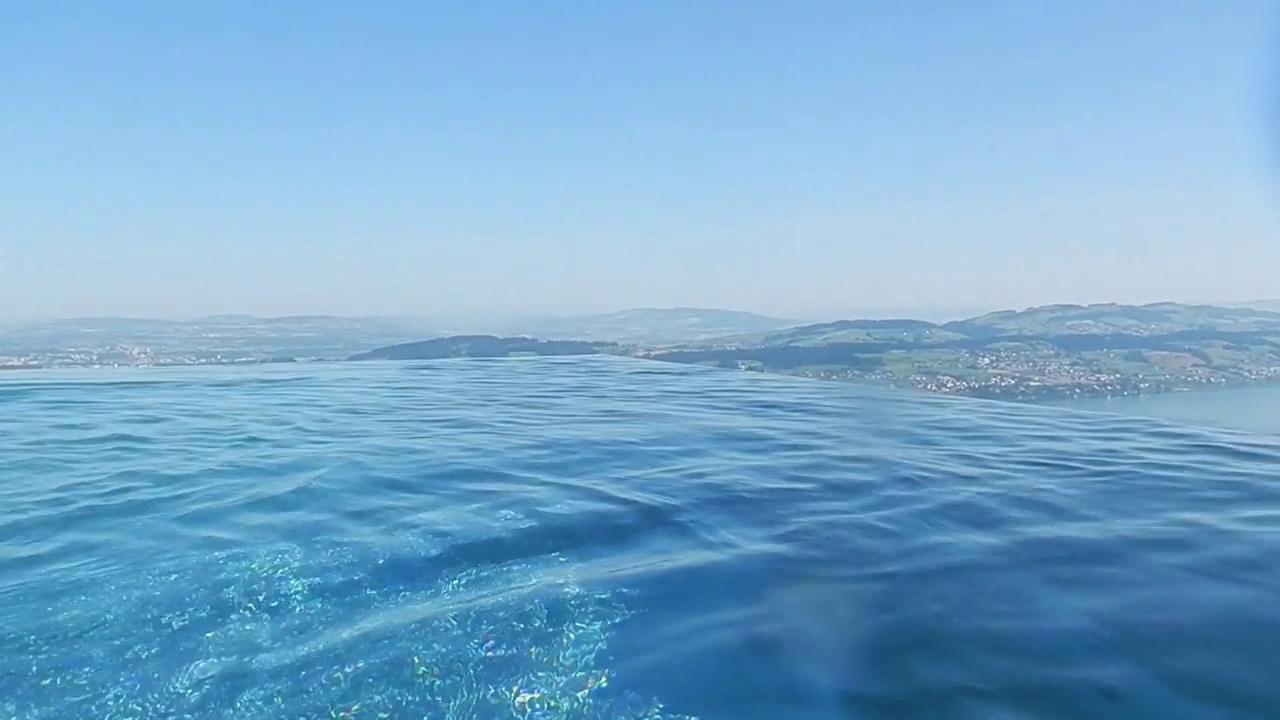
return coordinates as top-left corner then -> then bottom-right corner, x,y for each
1,357 -> 1278,720
1047,385 -> 1280,437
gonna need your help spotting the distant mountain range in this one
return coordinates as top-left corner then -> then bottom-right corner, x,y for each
639,302 -> 1280,399
9,303 -> 1280,402
350,302 -> 1280,401
717,302 -> 1280,347
342,308 -> 803,360
1230,299 -> 1280,313
0,308 -> 797,358
469,307 -> 802,345
353,302 -> 1280,360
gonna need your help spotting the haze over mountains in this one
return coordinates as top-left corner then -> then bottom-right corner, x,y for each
1231,299 -> 1280,313
0,315 -> 438,363
349,302 -> 1280,402
471,308 -> 801,345
11,300 -> 1280,350
7,303 -> 1280,403
0,307 -> 799,355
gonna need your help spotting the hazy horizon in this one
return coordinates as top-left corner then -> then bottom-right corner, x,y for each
0,303 -> 982,327
5,297 -> 1280,329
6,2 -> 1280,320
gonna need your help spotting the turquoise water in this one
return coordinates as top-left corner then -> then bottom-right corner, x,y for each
2,357 -> 1278,719
1048,385 -> 1280,437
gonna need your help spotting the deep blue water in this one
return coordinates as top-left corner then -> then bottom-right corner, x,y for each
2,357 -> 1279,720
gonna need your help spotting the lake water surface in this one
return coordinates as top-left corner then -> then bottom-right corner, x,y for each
2,358 -> 1278,719
1046,384 -> 1280,436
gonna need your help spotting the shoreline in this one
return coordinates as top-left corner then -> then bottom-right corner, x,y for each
5,353 -> 1278,407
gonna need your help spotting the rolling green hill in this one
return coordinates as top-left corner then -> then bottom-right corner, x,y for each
642,303 -> 1280,400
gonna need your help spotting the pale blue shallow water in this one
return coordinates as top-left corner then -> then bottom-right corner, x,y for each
1,357 -> 1278,719
1047,385 -> 1280,437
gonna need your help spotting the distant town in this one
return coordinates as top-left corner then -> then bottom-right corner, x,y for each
0,347 -> 298,370
5,303 -> 1280,403
770,347 -> 1280,401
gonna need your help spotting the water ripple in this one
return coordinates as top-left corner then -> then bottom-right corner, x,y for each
0,358 -> 1278,719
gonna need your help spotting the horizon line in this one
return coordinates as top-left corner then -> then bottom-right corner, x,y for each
4,298 -> 1279,328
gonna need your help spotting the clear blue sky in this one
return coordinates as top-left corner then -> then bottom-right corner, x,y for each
3,1 -> 1279,321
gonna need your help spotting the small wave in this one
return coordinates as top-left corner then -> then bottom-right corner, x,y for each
1,359 -> 1278,718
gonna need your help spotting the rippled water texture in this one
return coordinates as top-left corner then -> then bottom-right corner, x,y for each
1,358 -> 1278,719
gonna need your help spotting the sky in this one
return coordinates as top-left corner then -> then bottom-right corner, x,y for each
3,1 -> 1280,322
